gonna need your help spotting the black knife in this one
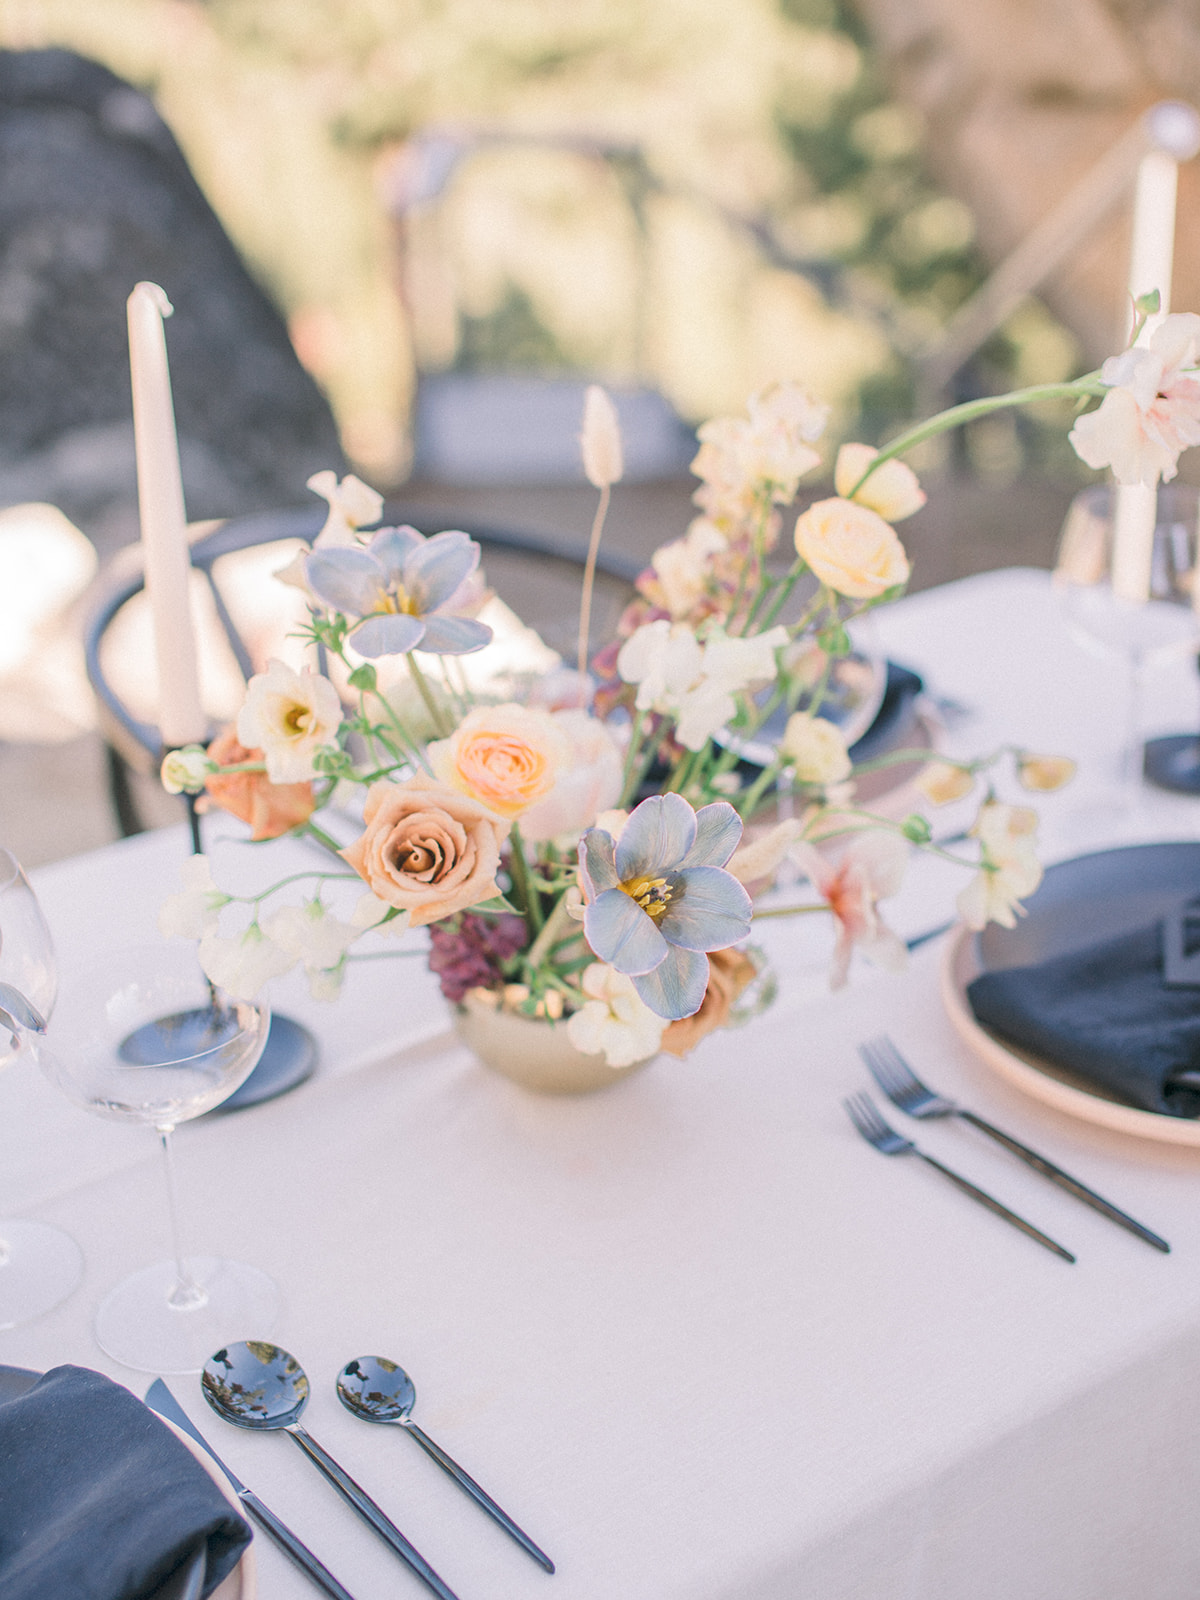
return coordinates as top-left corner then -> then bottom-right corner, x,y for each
144,1379 -> 358,1600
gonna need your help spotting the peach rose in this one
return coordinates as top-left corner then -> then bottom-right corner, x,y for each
200,726 -> 316,841
660,947 -> 757,1057
793,497 -> 910,599
340,774 -> 504,928
519,710 -> 624,844
427,703 -> 569,820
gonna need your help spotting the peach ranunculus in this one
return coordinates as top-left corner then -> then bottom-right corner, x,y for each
340,774 -> 505,928
201,726 -> 317,841
427,703 -> 570,820
519,710 -> 624,844
660,946 -> 758,1057
793,497 -> 910,600
834,443 -> 926,522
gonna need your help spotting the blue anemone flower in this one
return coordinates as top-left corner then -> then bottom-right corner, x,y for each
580,793 -> 752,1020
304,526 -> 493,657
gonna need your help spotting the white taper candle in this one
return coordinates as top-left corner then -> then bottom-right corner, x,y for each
127,282 -> 207,747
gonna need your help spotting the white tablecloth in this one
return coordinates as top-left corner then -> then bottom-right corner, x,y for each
4,569 -> 1200,1600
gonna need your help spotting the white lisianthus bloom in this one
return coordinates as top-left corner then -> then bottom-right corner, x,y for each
956,802 -> 1043,930
834,443 -> 926,522
158,855 -> 230,940
1069,313 -> 1200,485
160,745 -> 215,796
236,660 -> 342,784
915,760 -> 975,806
650,519 -> 727,618
566,963 -> 666,1068
580,385 -> 624,488
779,713 -> 852,785
198,923 -> 295,999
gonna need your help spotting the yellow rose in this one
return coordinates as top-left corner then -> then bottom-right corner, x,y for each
834,443 -> 926,522
793,497 -> 911,599
428,703 -> 569,819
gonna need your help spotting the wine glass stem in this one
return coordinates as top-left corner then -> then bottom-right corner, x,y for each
156,1124 -> 208,1312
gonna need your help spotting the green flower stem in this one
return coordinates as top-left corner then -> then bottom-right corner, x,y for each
345,948 -> 426,961
507,825 -> 543,934
619,709 -> 648,807
737,757 -> 784,819
405,654 -> 453,739
847,376 -> 1106,498
758,556 -> 807,631
578,481 -> 611,679
750,902 -> 830,920
367,686 -> 433,775
524,891 -> 577,970
805,811 -> 975,869
210,760 -> 267,775
228,868 -> 360,904
303,821 -> 349,860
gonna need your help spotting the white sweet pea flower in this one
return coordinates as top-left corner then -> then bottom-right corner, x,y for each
160,745 -> 215,796
308,470 -> 385,547
236,660 -> 342,784
617,621 -> 787,751
649,520 -> 727,618
792,832 -> 909,989
263,899 -> 360,971
1069,314 -> 1200,485
956,802 -> 1043,931
198,923 -> 295,999
566,963 -> 666,1068
158,855 -> 230,940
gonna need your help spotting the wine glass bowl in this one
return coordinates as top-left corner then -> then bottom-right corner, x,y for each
0,847 -> 57,1066
39,943 -> 269,1126
34,939 -> 278,1372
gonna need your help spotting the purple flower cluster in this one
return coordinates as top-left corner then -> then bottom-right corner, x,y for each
427,912 -> 528,1004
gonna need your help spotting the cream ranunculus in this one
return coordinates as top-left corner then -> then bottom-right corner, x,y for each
793,497 -> 911,599
427,703 -> 570,820
160,745 -> 215,795
236,660 -> 343,784
565,963 -> 665,1068
780,714 -> 852,785
834,443 -> 926,522
341,773 -> 505,927
519,710 -> 624,844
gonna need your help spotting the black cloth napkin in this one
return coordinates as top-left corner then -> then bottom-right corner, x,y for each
967,920 -> 1200,1118
0,1365 -> 252,1600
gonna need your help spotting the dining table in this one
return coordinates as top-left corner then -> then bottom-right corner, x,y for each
4,565 -> 1200,1600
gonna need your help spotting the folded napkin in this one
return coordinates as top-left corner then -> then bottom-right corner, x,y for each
967,920 -> 1200,1118
0,1365 -> 251,1600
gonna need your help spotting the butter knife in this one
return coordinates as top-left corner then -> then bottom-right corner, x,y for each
144,1379 -> 358,1600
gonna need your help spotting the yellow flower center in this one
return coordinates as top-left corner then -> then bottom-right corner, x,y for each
622,873 -> 675,921
283,703 -> 312,736
376,582 -> 418,615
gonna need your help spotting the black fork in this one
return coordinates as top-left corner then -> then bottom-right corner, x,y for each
859,1035 -> 1170,1254
842,1091 -> 1076,1263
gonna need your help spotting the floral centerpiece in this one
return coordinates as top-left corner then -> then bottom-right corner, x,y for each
158,295 -> 1194,1087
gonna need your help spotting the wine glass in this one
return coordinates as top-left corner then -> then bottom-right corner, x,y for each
1054,482 -> 1200,818
34,941 -> 279,1373
0,847 -> 82,1330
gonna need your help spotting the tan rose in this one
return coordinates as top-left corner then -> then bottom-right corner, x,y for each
428,703 -> 569,820
793,497 -> 910,599
340,774 -> 504,928
200,726 -> 316,841
660,947 -> 757,1057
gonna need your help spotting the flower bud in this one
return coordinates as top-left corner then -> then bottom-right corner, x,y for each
160,745 -> 215,795
580,385 -> 624,489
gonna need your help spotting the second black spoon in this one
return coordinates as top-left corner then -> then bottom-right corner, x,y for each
336,1356 -> 555,1574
